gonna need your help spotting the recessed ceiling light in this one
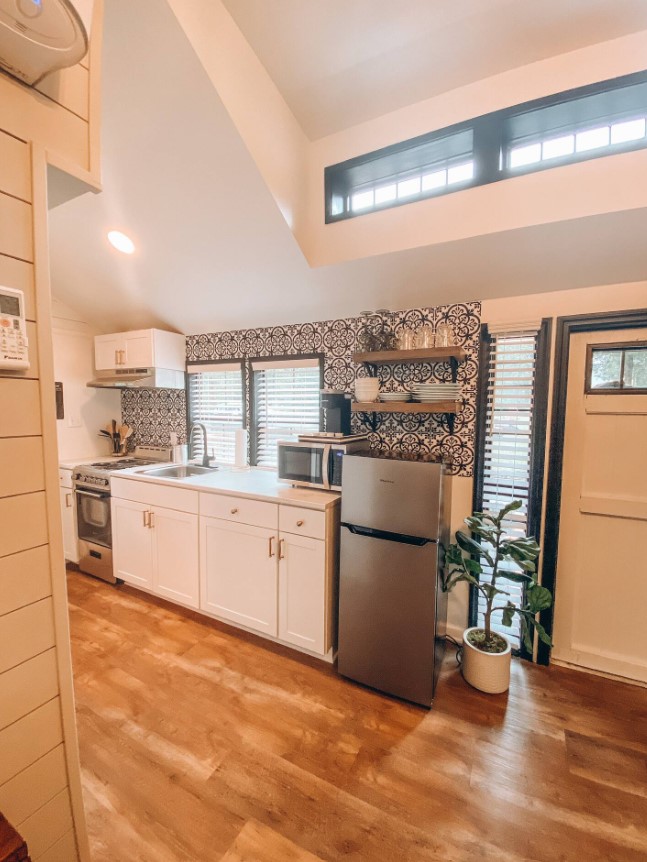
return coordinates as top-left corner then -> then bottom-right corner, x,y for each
107,230 -> 135,254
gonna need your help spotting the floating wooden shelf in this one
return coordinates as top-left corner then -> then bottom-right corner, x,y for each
352,401 -> 460,414
352,346 -> 467,365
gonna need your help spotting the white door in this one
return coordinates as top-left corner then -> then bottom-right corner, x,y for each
111,497 -> 153,588
153,506 -> 199,609
122,330 -> 153,368
553,328 -> 647,683
200,516 -> 278,636
94,334 -> 123,370
278,533 -> 326,654
60,487 -> 78,563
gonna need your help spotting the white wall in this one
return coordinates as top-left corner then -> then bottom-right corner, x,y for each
52,298 -> 120,461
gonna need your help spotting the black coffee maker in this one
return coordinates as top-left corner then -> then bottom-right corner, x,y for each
320,390 -> 351,436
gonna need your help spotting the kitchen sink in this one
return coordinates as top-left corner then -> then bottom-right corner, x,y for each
143,465 -> 218,479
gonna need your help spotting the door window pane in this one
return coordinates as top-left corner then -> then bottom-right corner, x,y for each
624,349 -> 647,389
590,350 -> 622,389
588,343 -> 647,392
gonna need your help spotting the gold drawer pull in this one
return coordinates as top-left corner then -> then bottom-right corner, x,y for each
269,535 -> 275,558
296,519 -> 304,527
230,507 -> 239,515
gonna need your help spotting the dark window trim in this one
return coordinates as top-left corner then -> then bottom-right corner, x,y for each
470,319 -> 551,662
539,308 -> 647,665
325,68 -> 647,223
584,340 -> 647,394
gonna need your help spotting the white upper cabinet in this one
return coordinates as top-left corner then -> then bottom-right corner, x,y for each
94,329 -> 185,371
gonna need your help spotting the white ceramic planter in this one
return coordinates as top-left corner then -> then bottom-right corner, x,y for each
461,627 -> 512,694
354,378 -> 380,402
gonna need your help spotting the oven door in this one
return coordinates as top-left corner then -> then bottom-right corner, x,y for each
277,443 -> 330,489
75,488 -> 112,549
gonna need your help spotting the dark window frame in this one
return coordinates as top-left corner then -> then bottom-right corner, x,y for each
470,319 -> 551,661
325,69 -> 647,223
584,340 -> 647,394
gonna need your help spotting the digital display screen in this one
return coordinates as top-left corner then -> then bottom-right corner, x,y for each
0,294 -> 20,317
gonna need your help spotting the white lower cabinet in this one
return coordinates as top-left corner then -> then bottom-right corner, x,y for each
200,517 -> 278,636
112,497 -> 199,608
112,498 -> 154,589
278,532 -> 326,654
59,484 -> 78,564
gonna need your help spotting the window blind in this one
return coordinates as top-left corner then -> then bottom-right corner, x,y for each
478,329 -> 540,648
253,360 -> 321,468
187,365 -> 244,465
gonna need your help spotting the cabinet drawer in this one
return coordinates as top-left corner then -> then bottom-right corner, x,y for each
279,505 -> 325,540
59,469 -> 73,489
110,477 -> 199,514
199,492 -> 277,530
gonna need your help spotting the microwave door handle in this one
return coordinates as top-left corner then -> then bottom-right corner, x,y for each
322,444 -> 331,490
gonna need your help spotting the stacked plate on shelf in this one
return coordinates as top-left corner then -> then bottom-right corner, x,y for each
379,392 -> 411,402
408,383 -> 461,403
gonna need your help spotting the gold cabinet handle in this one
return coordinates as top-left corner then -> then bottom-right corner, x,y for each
269,535 -> 275,558
120,349 -> 126,365
149,511 -> 155,529
115,349 -> 119,365
230,507 -> 239,515
279,538 -> 285,560
65,492 -> 73,508
143,510 -> 149,528
296,519 -> 304,527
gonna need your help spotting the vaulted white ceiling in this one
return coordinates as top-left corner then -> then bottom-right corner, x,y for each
221,0 -> 647,139
47,0 -> 647,334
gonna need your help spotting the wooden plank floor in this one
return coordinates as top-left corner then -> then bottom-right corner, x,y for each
66,571 -> 647,862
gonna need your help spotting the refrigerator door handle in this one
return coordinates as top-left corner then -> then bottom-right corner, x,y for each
341,522 -> 434,547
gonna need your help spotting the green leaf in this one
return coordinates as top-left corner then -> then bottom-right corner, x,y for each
455,531 -> 483,557
525,585 -> 553,613
532,619 -> 553,646
520,617 -> 534,653
501,602 -> 515,627
497,499 -> 523,522
463,558 -> 483,575
497,570 -> 533,584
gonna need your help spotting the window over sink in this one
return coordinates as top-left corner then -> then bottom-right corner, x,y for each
187,362 -> 244,464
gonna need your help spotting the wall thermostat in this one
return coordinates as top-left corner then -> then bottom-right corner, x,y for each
0,286 -> 30,370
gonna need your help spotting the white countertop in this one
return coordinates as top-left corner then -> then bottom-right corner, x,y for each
112,465 -> 341,511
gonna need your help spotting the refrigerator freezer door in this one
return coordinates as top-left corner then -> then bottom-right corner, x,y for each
341,456 -> 443,539
338,526 -> 440,706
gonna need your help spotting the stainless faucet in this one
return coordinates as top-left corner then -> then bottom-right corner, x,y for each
189,422 -> 211,467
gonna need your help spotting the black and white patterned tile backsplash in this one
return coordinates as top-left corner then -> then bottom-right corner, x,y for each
122,302 -> 481,476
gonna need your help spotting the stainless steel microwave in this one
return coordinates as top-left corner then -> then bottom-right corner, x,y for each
277,439 -> 370,491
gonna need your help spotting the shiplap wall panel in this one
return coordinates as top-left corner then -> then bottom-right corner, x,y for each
0,75 -> 88,170
0,379 -> 41,435
38,829 -> 77,862
16,788 -> 73,860
0,743 -> 67,825
0,648 -> 58,731
0,254 -> 35,320
36,64 -> 90,122
0,193 -> 33,261
0,597 -> 56,674
0,545 -> 51,616
0,131 -> 31,201
0,436 -> 45,498
0,697 -> 62,785
0,492 -> 48,557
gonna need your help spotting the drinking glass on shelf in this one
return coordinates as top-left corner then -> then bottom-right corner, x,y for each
414,325 -> 435,349
435,323 -> 454,347
398,328 -> 416,350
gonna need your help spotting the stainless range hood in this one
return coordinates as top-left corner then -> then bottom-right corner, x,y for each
87,367 -> 186,390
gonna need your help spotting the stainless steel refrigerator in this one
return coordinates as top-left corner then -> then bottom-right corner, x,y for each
337,454 -> 451,707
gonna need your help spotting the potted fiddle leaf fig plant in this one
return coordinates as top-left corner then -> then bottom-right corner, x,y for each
443,500 -> 553,694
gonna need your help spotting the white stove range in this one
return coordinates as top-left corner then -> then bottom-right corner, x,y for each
73,446 -> 171,583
